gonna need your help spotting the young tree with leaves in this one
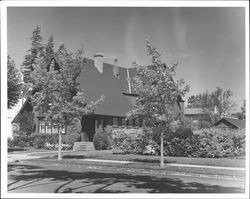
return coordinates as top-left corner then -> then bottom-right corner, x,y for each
7,55 -> 22,109
127,38 -> 189,168
30,44 -> 104,160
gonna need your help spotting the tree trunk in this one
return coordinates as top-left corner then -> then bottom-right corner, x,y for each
58,131 -> 62,161
160,131 -> 164,168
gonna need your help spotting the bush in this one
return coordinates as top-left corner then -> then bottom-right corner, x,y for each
111,128 -> 145,154
93,128 -> 112,150
62,132 -> 81,146
7,132 -> 31,148
164,128 -> 245,158
31,133 -> 59,149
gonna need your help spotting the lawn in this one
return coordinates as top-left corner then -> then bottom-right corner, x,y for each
24,153 -> 245,179
29,150 -> 245,167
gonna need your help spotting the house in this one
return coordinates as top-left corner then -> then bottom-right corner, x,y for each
184,108 -> 208,121
213,117 -> 245,130
12,54 -> 185,141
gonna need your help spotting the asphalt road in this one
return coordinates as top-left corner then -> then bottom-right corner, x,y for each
8,163 -> 245,193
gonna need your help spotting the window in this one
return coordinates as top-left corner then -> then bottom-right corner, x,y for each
39,122 -> 46,133
39,120 -> 65,134
121,118 -> 126,127
46,122 -> 52,133
128,119 -> 133,127
135,118 -> 139,128
113,117 -> 118,127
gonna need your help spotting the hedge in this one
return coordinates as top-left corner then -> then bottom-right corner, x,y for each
164,128 -> 245,158
8,132 -> 76,150
110,127 -> 245,158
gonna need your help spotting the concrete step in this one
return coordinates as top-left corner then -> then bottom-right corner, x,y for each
73,142 -> 94,151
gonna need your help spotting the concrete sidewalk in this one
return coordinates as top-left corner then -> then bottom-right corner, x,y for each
80,158 -> 245,171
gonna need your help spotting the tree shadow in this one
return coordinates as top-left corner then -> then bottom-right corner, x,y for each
8,164 -> 244,193
8,148 -> 27,152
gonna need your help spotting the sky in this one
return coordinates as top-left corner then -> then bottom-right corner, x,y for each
7,6 -> 246,111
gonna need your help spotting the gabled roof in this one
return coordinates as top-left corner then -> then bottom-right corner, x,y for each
77,58 -> 136,116
13,56 -> 185,121
214,117 -> 245,129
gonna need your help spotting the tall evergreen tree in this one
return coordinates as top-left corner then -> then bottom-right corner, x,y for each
8,55 -> 22,109
21,26 -> 44,83
44,35 -> 55,63
127,38 -> 189,168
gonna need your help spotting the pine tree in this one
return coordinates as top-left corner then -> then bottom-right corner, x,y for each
44,35 -> 55,63
127,38 -> 189,168
30,44 -> 104,160
8,55 -> 22,109
21,26 -> 44,83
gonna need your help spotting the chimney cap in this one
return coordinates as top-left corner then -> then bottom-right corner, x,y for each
94,52 -> 104,58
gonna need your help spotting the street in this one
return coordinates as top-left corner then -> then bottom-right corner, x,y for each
8,163 -> 245,193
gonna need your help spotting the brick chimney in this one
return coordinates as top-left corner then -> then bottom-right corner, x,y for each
94,53 -> 104,73
113,58 -> 120,79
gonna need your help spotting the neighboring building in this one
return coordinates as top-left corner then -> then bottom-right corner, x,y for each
213,117 -> 245,130
12,55 -> 185,141
184,108 -> 208,121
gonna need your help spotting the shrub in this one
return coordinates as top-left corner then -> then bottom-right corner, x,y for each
111,128 -> 145,154
198,120 -> 211,129
93,128 -> 112,150
31,133 -> 59,149
7,132 -> 31,148
164,128 -> 245,158
63,132 -> 81,146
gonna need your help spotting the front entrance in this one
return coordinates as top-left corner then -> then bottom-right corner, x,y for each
81,117 -> 96,141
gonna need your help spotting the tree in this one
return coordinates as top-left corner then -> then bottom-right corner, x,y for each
30,44 -> 104,160
241,100 -> 246,118
21,26 -> 44,83
44,35 -> 55,63
8,55 -> 22,109
187,87 -> 236,124
127,38 -> 189,168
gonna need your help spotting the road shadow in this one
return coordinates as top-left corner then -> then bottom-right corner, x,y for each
8,148 -> 27,153
8,164 -> 244,193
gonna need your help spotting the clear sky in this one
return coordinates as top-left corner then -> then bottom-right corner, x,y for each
7,7 -> 245,111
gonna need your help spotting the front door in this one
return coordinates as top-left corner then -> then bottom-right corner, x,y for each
81,117 -> 96,141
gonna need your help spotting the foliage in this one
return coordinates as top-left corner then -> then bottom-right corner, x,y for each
164,128 -> 245,158
111,128 -> 146,154
63,132 -> 81,146
187,87 -> 236,124
21,26 -> 44,83
93,128 -> 112,150
8,55 -> 22,109
198,119 -> 211,129
18,110 -> 34,135
66,118 -> 82,134
30,133 -> 59,149
127,37 -> 189,167
44,142 -> 72,150
30,43 -> 105,133
7,132 -> 31,148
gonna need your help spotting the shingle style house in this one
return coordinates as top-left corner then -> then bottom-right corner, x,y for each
12,56 -> 185,141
